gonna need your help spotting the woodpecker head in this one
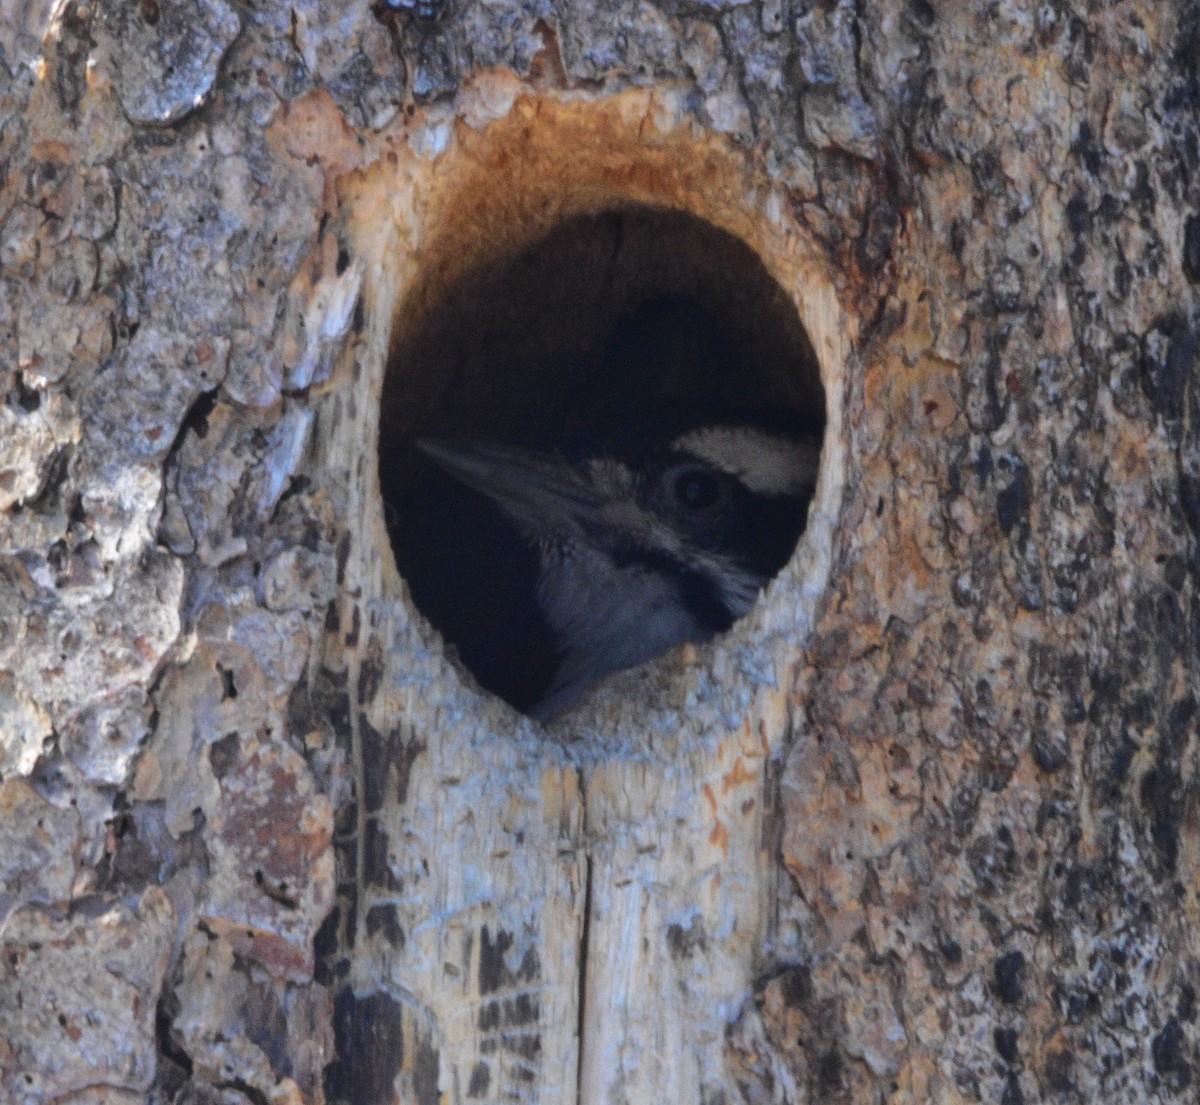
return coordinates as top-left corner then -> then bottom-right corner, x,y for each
418,425 -> 821,720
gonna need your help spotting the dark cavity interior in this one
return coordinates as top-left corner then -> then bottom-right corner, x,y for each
379,206 -> 825,718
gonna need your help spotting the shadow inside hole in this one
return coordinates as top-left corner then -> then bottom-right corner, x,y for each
380,206 -> 826,719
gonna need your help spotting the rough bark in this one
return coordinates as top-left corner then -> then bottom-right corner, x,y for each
1,1 -> 1197,1104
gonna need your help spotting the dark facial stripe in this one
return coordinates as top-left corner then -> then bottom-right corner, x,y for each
607,541 -> 736,634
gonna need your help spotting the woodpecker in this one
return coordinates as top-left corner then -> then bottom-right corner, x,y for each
415,424 -> 821,721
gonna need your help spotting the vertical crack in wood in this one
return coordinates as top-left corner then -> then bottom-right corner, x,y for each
575,845 -> 593,1103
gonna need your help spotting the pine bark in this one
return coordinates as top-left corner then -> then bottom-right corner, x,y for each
1,1 -> 1198,1104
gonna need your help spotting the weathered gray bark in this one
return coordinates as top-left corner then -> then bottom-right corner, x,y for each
1,1 -> 1198,1104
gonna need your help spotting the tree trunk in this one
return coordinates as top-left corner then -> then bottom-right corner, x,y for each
1,1 -> 1198,1104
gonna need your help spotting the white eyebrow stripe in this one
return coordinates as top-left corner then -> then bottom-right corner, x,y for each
673,427 -> 821,496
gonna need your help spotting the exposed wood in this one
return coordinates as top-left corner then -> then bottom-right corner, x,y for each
316,86 -> 848,1101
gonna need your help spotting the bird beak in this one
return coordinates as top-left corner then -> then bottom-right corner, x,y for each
417,440 -> 608,535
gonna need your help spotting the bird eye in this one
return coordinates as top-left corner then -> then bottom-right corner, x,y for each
671,467 -> 721,510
